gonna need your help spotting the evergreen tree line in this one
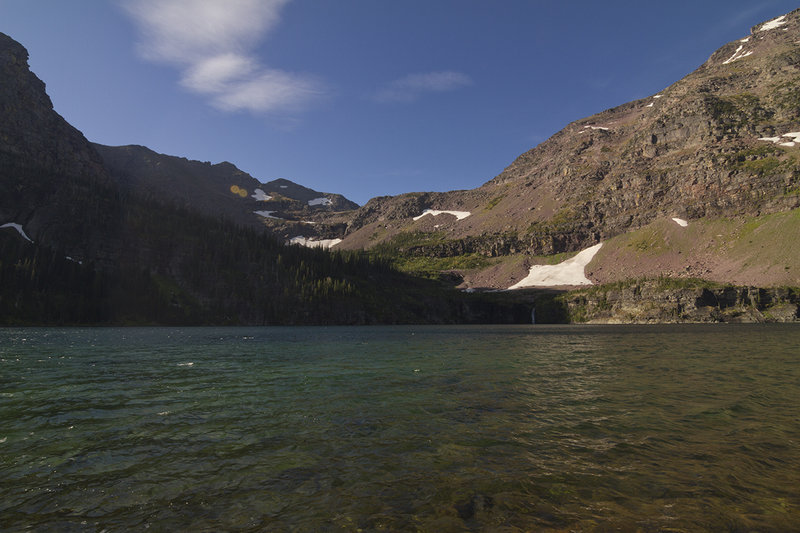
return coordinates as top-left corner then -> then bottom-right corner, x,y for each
1,166 -> 529,325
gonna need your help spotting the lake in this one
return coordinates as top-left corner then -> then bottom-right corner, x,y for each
2,325 -> 799,531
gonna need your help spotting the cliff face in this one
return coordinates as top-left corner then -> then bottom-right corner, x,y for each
0,32 -> 118,262
338,10 -> 800,265
552,280 -> 800,324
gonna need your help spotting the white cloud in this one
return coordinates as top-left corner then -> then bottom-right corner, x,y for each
213,69 -> 324,112
376,71 -> 473,103
181,53 -> 256,93
122,0 -> 323,114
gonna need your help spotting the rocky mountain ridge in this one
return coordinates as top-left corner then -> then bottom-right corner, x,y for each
332,9 -> 800,292
95,143 -> 358,244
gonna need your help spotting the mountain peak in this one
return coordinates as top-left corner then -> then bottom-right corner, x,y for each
1,32 -> 114,259
751,9 -> 799,34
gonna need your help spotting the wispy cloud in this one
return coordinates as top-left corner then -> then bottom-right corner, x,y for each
375,71 -> 473,103
122,0 -> 324,114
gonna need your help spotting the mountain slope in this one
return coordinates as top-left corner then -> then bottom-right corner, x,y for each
336,10 -> 800,289
95,144 -> 358,242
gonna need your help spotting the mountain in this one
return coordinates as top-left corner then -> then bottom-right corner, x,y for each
0,32 -> 523,325
94,144 -> 358,243
335,10 -> 800,291
4,5 -> 800,325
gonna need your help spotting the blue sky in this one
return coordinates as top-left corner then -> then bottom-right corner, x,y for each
2,1 -> 798,205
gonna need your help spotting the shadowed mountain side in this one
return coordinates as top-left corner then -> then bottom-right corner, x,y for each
0,32 -> 526,326
0,32 -> 119,265
94,144 -> 359,235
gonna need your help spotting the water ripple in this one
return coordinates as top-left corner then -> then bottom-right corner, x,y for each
1,325 -> 799,530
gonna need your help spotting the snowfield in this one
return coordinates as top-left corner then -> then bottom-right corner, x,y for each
413,209 -> 471,221
578,125 -> 611,134
288,236 -> 342,249
672,217 -> 689,227
253,210 -> 280,219
757,15 -> 787,32
308,197 -> 332,207
758,132 -> 800,148
723,44 -> 753,65
252,189 -> 272,201
1,222 -> 33,242
508,243 -> 602,289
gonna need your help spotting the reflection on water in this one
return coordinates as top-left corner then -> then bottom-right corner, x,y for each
1,325 -> 799,531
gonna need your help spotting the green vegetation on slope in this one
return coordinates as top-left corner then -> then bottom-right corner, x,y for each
367,231 -> 494,280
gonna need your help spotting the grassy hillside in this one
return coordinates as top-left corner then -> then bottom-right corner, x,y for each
589,209 -> 800,287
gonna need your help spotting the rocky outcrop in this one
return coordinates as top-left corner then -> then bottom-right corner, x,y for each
556,280 -> 800,323
261,178 -> 358,212
401,230 -> 595,258
0,34 -> 108,181
348,192 -> 438,228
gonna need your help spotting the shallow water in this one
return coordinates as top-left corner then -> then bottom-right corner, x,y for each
1,325 -> 799,531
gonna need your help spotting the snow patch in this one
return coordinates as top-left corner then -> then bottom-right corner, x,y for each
723,44 -> 753,64
740,37 -> 751,43
672,217 -> 689,227
0,223 -> 33,243
254,210 -> 280,219
279,185 -> 288,188
758,132 -> 800,146
508,243 -> 602,289
653,94 -> 663,99
288,236 -> 342,249
757,15 -> 787,32
308,197 -> 332,207
413,209 -> 471,221
578,125 -> 610,134
252,189 -> 272,202
646,103 -> 654,108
